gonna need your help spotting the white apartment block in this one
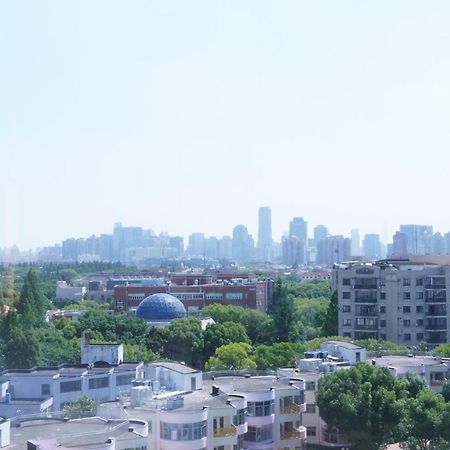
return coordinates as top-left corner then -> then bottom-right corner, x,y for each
333,257 -> 450,348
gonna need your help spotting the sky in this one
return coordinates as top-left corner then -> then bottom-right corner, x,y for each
2,1 -> 450,250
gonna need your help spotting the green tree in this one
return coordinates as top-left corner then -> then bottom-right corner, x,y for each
145,327 -> 169,355
321,290 -> 338,336
163,318 -> 204,367
317,364 -> 408,450
441,379 -> 450,402
434,342 -> 450,357
268,278 -> 294,342
4,329 -> 41,369
401,372 -> 428,399
396,390 -> 448,450
15,269 -> 48,327
203,322 -> 250,361
124,344 -> 158,363
290,296 -> 329,341
205,342 -> 256,371
353,339 -> 406,352
253,342 -> 305,369
63,395 -> 96,418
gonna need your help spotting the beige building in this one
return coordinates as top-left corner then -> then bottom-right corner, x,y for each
333,257 -> 450,348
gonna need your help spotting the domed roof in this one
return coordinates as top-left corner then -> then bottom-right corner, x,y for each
136,293 -> 187,322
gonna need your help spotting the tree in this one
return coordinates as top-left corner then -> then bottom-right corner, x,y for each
15,269 -> 48,328
290,296 -> 330,341
205,342 -> 256,371
163,318 -> 204,367
203,322 -> 250,361
253,342 -> 305,369
441,379 -> 450,402
4,329 -> 41,369
317,364 -> 408,450
63,395 -> 96,418
401,373 -> 428,399
124,344 -> 158,363
396,390 -> 448,450
434,342 -> 450,357
321,290 -> 338,336
268,278 -> 295,342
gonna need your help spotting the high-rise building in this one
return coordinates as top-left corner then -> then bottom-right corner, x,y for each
205,236 -> 219,260
362,234 -> 382,260
350,229 -> 361,256
289,217 -> 308,264
334,257 -> 450,347
62,238 -> 78,261
392,231 -> 407,256
232,225 -> 254,262
187,233 -> 205,257
218,236 -> 233,260
313,225 -> 328,243
399,224 -> 433,254
316,235 -> 351,266
282,236 -> 305,267
257,206 -> 273,262
431,232 -> 446,255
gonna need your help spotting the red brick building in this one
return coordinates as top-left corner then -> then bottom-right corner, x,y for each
114,279 -> 273,313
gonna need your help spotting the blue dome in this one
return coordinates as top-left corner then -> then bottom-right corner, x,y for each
136,293 -> 187,322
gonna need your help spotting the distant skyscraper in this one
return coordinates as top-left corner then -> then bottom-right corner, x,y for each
282,236 -> 305,267
257,206 -> 273,261
350,229 -> 361,256
362,234 -> 382,260
316,235 -> 351,265
392,231 -> 407,256
313,225 -> 328,242
187,233 -> 205,257
399,224 -> 433,255
289,217 -> 308,263
218,236 -> 233,260
232,225 -> 254,262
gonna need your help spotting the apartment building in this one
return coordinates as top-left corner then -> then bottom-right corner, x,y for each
333,257 -> 450,347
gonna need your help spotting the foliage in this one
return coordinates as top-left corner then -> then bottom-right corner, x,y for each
205,342 -> 256,371
38,326 -> 80,365
202,304 -> 273,344
290,296 -> 329,341
321,290 -> 338,337
203,322 -> 250,361
162,318 -> 204,367
285,278 -> 332,299
253,342 -> 304,369
124,344 -> 158,363
63,395 -> 96,418
268,278 -> 295,342
434,342 -> 450,357
396,390 -> 450,450
4,329 -> 42,369
401,373 -> 428,399
317,363 -> 408,450
354,339 -> 406,352
441,379 -> 450,402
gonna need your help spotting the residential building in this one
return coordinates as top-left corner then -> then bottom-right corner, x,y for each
399,224 -> 433,255
350,229 -> 361,256
232,225 -> 254,263
282,236 -> 306,267
333,257 -> 450,347
316,236 -> 351,266
313,225 -> 328,244
362,234 -> 382,261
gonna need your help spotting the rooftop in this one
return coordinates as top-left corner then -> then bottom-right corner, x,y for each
372,355 -> 447,368
148,361 -> 200,374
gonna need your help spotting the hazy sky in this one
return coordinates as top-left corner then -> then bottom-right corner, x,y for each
2,1 -> 450,249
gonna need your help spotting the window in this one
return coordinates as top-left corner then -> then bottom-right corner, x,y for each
403,292 -> 411,300
116,374 -> 134,386
380,319 -> 386,327
380,306 -> 386,313
403,306 -> 411,313
306,381 -> 316,391
403,319 -> 411,327
342,292 -> 350,299
233,408 -> 247,426
416,319 -> 424,327
342,278 -> 350,286
380,333 -> 386,340
245,425 -> 272,442
306,426 -> 317,437
160,421 -> 207,441
380,292 -> 386,300
416,292 -> 424,300
403,278 -> 411,286
41,384 -> 50,396
89,377 -> 109,389
404,333 -> 411,341
416,305 -> 424,313
342,305 -> 351,313
417,333 -> 424,341
225,293 -> 243,300
343,319 -> 351,326
416,278 -> 424,286
305,404 -> 316,414
60,380 -> 81,393
247,400 -> 274,417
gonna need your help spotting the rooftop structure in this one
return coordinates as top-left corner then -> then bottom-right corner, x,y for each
135,293 -> 187,326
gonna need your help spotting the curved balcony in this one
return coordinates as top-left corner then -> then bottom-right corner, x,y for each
244,439 -> 275,449
280,403 -> 301,415
235,423 -> 248,435
213,424 -> 237,438
247,414 -> 275,427
281,426 -> 307,441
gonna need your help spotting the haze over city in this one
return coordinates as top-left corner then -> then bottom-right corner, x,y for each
2,0 -> 450,249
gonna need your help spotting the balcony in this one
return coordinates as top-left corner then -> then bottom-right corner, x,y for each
281,403 -> 301,415
425,285 -> 446,290
355,310 -> 378,317
430,379 -> 446,387
354,323 -> 378,331
214,425 -> 237,438
354,284 -> 378,290
281,427 -> 307,441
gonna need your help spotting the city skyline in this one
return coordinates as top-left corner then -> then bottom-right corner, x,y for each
3,1 -> 450,249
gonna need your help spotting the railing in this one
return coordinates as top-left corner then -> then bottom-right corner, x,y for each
425,285 -> 446,290
355,311 -> 378,317
354,324 -> 378,330
281,428 -> 304,440
281,403 -> 300,414
354,298 -> 378,303
426,324 -> 447,331
354,284 -> 378,290
430,379 -> 446,386
213,424 -> 237,438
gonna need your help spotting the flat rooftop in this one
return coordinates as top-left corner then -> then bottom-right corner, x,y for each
372,355 -> 447,368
